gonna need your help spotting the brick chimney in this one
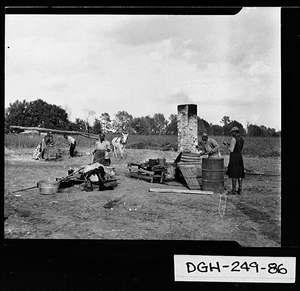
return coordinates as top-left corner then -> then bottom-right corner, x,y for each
177,104 -> 198,153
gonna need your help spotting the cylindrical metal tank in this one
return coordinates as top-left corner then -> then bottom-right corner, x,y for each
201,157 -> 224,193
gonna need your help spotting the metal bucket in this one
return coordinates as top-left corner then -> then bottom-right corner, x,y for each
201,158 -> 224,193
38,180 -> 59,195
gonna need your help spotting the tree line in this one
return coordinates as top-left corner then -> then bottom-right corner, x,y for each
5,99 -> 281,137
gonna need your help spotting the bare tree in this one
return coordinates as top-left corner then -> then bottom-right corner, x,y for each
84,109 -> 96,133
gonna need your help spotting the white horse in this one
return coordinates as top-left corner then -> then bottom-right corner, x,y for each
112,132 -> 128,158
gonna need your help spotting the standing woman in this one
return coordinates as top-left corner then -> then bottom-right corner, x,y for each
226,127 -> 245,195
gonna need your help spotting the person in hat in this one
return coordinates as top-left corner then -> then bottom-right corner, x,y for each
198,133 -> 221,157
93,133 -> 111,166
64,134 -> 76,157
225,127 -> 245,195
44,131 -> 54,146
42,131 -> 54,160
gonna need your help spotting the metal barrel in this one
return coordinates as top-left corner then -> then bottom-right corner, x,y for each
201,157 -> 224,193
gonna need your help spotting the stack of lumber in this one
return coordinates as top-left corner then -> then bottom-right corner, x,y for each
127,163 -> 166,183
178,152 -> 202,164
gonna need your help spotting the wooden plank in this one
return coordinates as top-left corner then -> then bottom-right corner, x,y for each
177,163 -> 202,166
137,168 -> 155,175
10,126 -> 99,139
180,159 -> 202,163
180,152 -> 202,163
178,164 -> 202,190
127,172 -> 153,182
181,152 -> 202,157
180,156 -> 201,161
149,188 -> 214,195
127,164 -> 153,174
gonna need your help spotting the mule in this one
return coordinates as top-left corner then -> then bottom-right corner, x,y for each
112,132 -> 128,158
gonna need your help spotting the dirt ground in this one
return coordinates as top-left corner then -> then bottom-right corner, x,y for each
4,147 -> 281,247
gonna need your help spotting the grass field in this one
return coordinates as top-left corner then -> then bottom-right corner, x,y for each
4,133 -> 281,158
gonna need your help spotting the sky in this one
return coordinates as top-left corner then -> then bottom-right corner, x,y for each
5,8 -> 281,130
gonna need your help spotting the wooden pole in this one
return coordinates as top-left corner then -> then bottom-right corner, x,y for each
12,185 -> 38,193
9,126 -> 99,139
149,188 -> 214,195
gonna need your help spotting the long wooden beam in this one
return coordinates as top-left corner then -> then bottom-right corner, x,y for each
9,126 -> 99,139
149,188 -> 214,195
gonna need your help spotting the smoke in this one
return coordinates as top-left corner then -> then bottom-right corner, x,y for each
170,90 -> 194,105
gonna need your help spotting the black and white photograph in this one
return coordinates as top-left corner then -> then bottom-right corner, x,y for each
4,7 -> 282,246
3,6 -> 300,291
